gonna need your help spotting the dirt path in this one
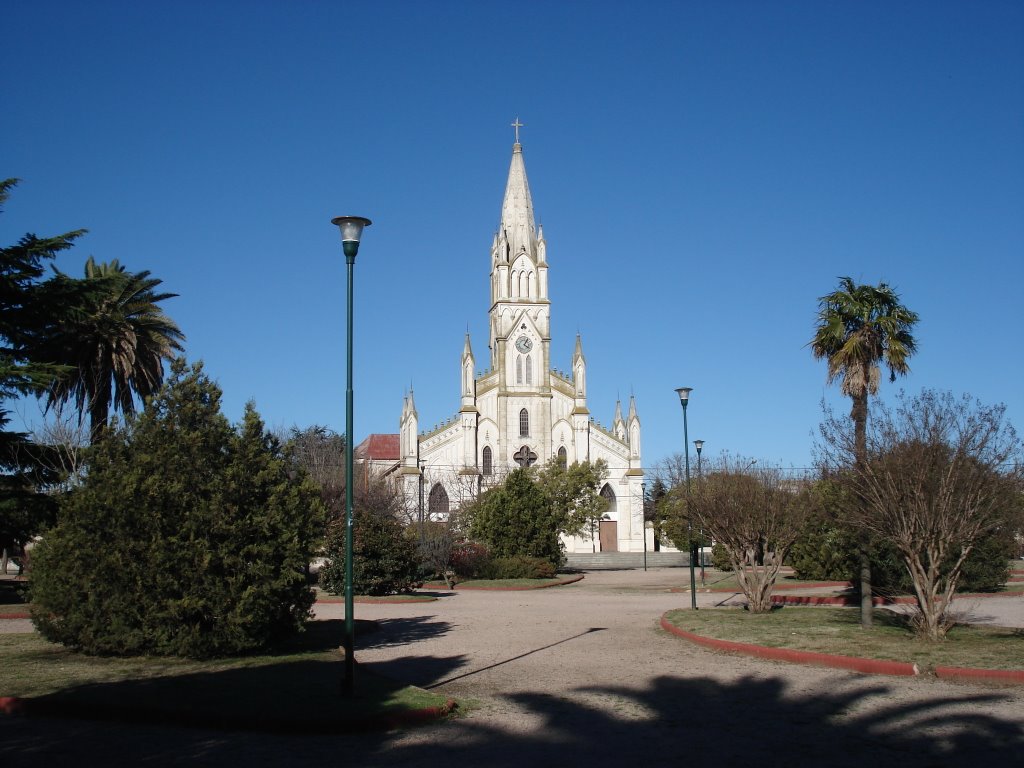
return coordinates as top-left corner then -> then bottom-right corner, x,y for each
2,569 -> 1022,766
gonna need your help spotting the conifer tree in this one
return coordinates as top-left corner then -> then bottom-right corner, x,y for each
30,360 -> 325,657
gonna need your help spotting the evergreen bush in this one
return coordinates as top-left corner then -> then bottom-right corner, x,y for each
480,555 -> 556,580
318,481 -> 420,596
29,361 -> 325,658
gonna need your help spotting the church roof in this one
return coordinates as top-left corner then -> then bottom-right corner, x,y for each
499,135 -> 537,261
355,433 -> 400,461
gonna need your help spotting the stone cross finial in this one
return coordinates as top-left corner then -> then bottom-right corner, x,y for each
511,117 -> 524,144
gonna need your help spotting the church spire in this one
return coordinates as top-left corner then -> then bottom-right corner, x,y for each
499,125 -> 537,262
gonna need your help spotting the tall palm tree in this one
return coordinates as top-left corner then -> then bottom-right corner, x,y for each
45,257 -> 185,442
810,276 -> 918,628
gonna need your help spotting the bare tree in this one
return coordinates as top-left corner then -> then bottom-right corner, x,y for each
820,389 -> 1022,640
672,456 -> 813,612
287,425 -> 345,520
22,402 -> 90,493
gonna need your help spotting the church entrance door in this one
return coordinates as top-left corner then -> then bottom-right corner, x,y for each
599,520 -> 617,552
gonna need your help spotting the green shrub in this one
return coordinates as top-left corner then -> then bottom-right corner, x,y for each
319,489 -> 420,596
29,361 -> 324,658
480,555 -> 556,580
789,519 -> 859,581
450,540 -> 491,579
867,531 -> 1013,596
711,542 -> 732,571
467,469 -> 564,566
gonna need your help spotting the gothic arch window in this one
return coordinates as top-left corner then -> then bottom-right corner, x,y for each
511,270 -> 519,297
519,408 -> 529,437
557,446 -> 567,467
428,483 -> 449,516
525,355 -> 533,384
516,355 -> 523,384
600,483 -> 617,516
482,446 -> 493,476
528,271 -> 536,297
519,271 -> 528,297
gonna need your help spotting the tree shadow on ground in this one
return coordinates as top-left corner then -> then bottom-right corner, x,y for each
2,660 -> 1022,767
287,616 -> 453,654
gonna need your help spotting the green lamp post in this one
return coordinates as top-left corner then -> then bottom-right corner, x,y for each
675,387 -> 697,610
332,214 -> 371,694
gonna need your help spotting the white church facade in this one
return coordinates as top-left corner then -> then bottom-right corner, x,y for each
397,131 -> 645,553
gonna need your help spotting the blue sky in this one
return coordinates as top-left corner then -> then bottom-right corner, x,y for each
3,1 -> 1022,471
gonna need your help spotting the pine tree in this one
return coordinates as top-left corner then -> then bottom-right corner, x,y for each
29,360 -> 325,657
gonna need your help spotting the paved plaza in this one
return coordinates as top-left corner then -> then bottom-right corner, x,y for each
2,568 -> 1022,767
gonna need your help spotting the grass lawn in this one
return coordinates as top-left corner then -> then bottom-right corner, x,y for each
687,569 -> 1024,595
664,607 -> 1024,672
0,620 -> 454,731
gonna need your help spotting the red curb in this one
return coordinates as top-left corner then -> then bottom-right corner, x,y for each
0,697 -> 25,715
659,614 -> 919,676
0,612 -> 30,619
935,666 -> 1024,684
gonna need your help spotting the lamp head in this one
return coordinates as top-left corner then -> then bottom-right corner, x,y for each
675,387 -> 693,406
331,216 -> 372,258
694,439 -> 704,454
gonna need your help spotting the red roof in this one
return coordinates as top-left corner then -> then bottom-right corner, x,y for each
355,433 -> 400,461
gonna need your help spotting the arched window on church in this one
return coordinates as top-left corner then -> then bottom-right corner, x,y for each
516,355 -> 523,384
519,408 -> 529,437
525,355 -> 533,384
519,271 -> 528,297
482,446 -> 493,476
528,271 -> 536,297
557,446 -> 567,468
511,270 -> 518,297
600,483 -> 617,516
428,484 -> 449,516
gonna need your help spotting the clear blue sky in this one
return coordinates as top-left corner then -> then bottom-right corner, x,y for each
3,1 -> 1022,471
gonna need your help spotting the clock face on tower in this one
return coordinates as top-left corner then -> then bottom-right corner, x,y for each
515,335 -> 533,353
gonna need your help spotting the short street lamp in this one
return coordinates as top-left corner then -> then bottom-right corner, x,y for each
332,214 -> 371,694
675,387 -> 697,610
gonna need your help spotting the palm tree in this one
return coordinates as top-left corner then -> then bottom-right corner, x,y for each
810,276 -> 918,628
45,257 -> 185,442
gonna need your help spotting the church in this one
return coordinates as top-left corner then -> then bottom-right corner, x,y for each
397,127 -> 645,553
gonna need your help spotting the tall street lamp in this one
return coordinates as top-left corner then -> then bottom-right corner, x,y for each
332,214 -> 371,694
675,387 -> 697,610
694,439 -> 704,581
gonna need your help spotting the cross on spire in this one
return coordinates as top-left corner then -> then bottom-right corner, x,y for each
511,117 -> 524,144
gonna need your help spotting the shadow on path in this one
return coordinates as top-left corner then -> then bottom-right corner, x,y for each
3,656 -> 1021,767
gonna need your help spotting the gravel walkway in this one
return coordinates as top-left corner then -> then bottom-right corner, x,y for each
2,569 -> 1022,766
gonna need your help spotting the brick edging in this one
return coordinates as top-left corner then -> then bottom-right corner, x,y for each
0,612 -> 30,620
659,614 -> 919,676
